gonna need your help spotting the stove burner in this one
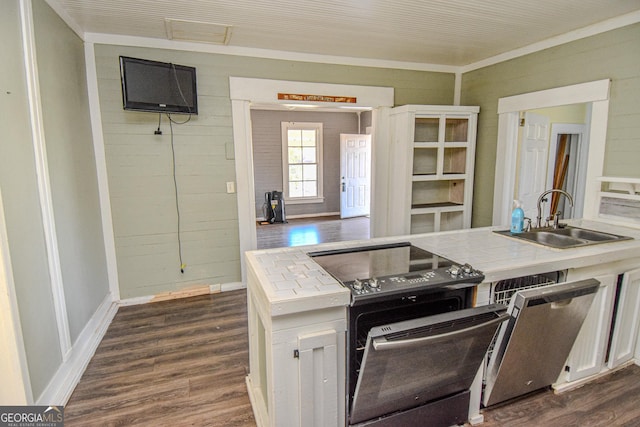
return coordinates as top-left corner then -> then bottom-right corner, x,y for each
309,242 -> 484,305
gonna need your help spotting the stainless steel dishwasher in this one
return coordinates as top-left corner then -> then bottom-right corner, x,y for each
483,278 -> 600,407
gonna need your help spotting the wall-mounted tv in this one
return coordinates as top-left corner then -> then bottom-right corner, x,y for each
119,56 -> 198,115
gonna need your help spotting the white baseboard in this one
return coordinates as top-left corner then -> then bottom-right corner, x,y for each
552,360 -> 635,394
222,281 -> 246,292
246,376 -> 268,427
118,295 -> 154,307
469,414 -> 484,425
36,292 -> 117,405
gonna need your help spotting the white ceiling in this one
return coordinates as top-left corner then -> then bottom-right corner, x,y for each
51,0 -> 640,68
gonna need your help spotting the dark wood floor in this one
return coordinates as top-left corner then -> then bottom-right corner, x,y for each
64,290 -> 255,426
65,289 -> 640,426
256,215 -> 370,249
479,364 -> 640,426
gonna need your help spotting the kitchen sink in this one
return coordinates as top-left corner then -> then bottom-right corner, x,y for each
494,226 -> 632,249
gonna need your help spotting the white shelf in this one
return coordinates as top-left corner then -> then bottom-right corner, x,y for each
414,142 -> 440,148
443,142 -> 469,148
597,176 -> 640,196
411,203 -> 465,215
596,177 -> 640,227
600,191 -> 640,201
412,173 -> 467,182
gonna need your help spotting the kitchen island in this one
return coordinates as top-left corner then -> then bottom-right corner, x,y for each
245,219 -> 640,427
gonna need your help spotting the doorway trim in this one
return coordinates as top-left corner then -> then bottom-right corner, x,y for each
229,78 -> 394,282
547,123 -> 588,218
492,79 -> 611,226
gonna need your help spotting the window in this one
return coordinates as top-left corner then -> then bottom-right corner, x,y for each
281,122 -> 323,203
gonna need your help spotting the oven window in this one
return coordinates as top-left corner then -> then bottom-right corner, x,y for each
350,309 -> 505,425
349,296 -> 463,408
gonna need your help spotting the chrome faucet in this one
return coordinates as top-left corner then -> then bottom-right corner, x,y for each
536,189 -> 574,229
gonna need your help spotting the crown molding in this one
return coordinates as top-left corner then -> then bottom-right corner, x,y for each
84,32 -> 458,73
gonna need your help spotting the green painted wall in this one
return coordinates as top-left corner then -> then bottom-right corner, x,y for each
33,1 -> 110,342
0,0 -> 112,401
461,22 -> 640,227
0,0 -> 62,400
530,104 -> 588,125
94,44 -> 455,298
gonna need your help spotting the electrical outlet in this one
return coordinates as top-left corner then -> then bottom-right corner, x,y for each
226,181 -> 236,193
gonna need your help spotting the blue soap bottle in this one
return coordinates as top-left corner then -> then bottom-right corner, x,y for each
511,200 -> 524,234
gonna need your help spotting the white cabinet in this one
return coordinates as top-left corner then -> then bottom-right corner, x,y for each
556,259 -> 640,388
608,267 -> 640,368
559,272 -> 616,383
388,105 -> 479,236
245,268 -> 347,427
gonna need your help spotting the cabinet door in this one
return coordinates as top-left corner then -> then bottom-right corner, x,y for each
298,330 -> 339,427
608,267 -> 640,368
562,273 -> 615,382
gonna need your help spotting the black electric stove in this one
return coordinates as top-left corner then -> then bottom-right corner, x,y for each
309,241 -> 484,305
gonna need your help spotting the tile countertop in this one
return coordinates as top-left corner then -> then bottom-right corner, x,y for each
245,219 -> 640,317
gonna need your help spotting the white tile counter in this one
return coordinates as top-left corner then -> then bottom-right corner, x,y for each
412,219 -> 640,283
246,219 -> 640,317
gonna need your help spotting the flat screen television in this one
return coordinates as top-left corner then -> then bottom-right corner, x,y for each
119,56 -> 198,115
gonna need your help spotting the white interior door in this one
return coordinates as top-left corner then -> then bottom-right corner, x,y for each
340,134 -> 371,218
517,112 -> 550,219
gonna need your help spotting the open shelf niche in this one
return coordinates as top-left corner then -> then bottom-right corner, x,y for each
389,105 -> 479,235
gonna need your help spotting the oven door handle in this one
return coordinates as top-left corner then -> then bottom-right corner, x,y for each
372,312 -> 510,351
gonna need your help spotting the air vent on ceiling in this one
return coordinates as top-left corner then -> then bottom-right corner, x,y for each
165,18 -> 232,45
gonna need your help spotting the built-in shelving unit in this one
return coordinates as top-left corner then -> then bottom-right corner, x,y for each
388,105 -> 479,235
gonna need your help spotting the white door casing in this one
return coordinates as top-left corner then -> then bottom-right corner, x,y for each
340,134 -> 371,218
517,112 -> 550,219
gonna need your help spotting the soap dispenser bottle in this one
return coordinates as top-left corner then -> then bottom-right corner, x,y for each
511,200 -> 525,234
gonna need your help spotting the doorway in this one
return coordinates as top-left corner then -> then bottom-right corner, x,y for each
492,79 -> 611,227
514,106 -> 588,222
546,124 -> 588,219
251,110 -> 371,249
340,133 -> 372,219
229,77 -> 394,280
